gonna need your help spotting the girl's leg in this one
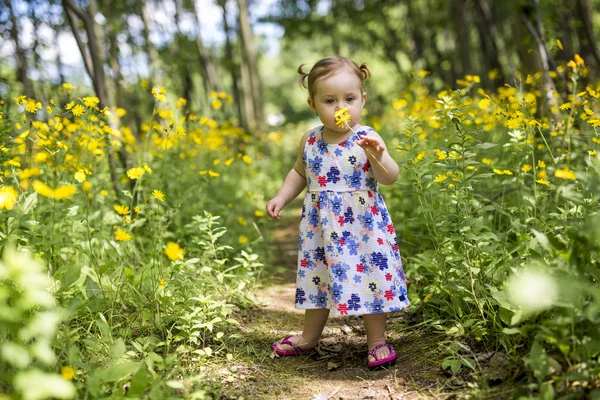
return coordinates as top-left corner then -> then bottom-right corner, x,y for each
363,313 -> 390,362
275,308 -> 330,350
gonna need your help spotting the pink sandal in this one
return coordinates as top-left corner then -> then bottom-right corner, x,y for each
367,343 -> 397,368
272,335 -> 318,356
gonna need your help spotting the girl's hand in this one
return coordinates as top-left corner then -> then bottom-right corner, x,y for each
266,196 -> 286,220
356,135 -> 385,161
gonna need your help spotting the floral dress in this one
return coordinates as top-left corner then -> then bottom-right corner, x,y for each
295,125 -> 410,316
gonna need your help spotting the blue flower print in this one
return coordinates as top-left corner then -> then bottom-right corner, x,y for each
331,195 -> 343,215
366,177 -> 377,190
359,197 -> 366,206
307,231 -> 314,239
368,282 -> 377,291
309,155 -> 323,175
359,211 -> 374,231
399,285 -> 408,302
327,167 -> 341,184
348,294 -> 361,311
317,140 -> 328,155
369,298 -> 384,313
331,263 -> 349,281
347,170 -> 362,190
298,269 -> 306,278
380,207 -> 390,225
347,239 -> 359,255
312,276 -> 321,285
370,252 -> 389,271
348,155 -> 357,165
308,208 -> 320,227
331,282 -> 343,302
316,290 -> 328,307
315,247 -> 326,263
331,232 -> 339,241
353,275 -> 363,283
334,148 -> 343,157
296,288 -> 306,305
343,207 -> 354,225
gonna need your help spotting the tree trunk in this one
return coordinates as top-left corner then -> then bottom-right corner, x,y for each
575,0 -> 600,68
105,0 -> 124,107
452,0 -> 472,76
219,0 -> 245,130
8,0 -> 34,99
191,0 -> 222,94
237,0 -> 264,130
519,1 -> 560,122
140,0 -> 159,88
473,0 -> 505,86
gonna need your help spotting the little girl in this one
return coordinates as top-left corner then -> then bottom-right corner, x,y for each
266,56 -> 410,368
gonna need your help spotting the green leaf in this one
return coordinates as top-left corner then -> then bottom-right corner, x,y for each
442,358 -> 462,374
99,361 -> 142,383
110,338 -> 126,360
532,229 -> 552,252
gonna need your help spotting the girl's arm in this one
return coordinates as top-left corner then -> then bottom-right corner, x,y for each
356,131 -> 400,185
266,131 -> 310,219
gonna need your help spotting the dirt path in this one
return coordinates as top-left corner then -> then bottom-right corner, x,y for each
221,201 -> 451,400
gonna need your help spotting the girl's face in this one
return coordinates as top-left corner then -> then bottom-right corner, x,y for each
308,69 -> 367,135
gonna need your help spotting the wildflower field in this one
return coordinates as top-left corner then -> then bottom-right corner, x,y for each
1,54 -> 600,399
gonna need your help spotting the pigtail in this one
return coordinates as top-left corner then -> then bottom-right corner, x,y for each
298,64 -> 310,89
359,63 -> 371,81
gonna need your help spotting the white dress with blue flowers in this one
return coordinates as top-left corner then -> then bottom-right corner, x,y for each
295,125 -> 410,316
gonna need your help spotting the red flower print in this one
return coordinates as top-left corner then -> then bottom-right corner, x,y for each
371,206 -> 379,215
308,136 -> 316,145
394,244 -> 399,251
338,141 -> 346,146
377,238 -> 384,245
340,238 -> 345,246
367,191 -> 374,198
385,273 -> 392,281
338,303 -> 349,315
301,259 -> 308,267
384,290 -> 394,301
356,263 -> 364,272
363,161 -> 370,172
387,224 -> 395,234
338,216 -> 345,226
318,176 -> 327,187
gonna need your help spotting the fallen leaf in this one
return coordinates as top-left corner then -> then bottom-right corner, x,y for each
327,361 -> 340,371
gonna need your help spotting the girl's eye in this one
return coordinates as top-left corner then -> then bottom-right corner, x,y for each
346,97 -> 354,102
325,99 -> 335,104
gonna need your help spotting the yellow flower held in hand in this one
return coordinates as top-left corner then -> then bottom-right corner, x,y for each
334,106 -> 351,128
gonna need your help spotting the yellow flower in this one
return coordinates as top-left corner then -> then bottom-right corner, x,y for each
65,101 -> 75,110
176,97 -> 187,107
242,155 -> 252,164
554,167 -> 577,180
239,236 -> 248,245
211,99 -> 222,109
74,170 -> 87,183
82,97 -> 99,108
72,104 -> 85,116
536,179 -> 550,185
152,87 -> 166,101
493,169 -> 504,175
237,217 -> 247,226
46,106 -> 53,115
412,151 -> 425,163
334,106 -> 351,128
588,150 -> 597,156
0,186 -> 18,210
61,366 -> 76,380
165,242 -> 184,261
25,99 -> 42,113
208,170 -> 220,177
53,185 -> 77,200
537,160 -> 546,169
82,181 -> 92,192
159,278 -> 166,289
521,164 -> 532,173
434,174 -> 448,183
115,229 -> 132,241
152,189 -> 165,201
503,170 -> 513,176
434,149 -> 447,160
127,167 -> 145,180
559,102 -> 572,110
14,95 -> 27,105
114,205 -> 130,215
506,119 -> 521,129
255,210 -> 265,217
574,54 -> 584,65
482,158 -> 493,165
225,157 -> 234,166
100,190 -> 109,196
424,293 -> 433,303
143,163 -> 153,174
478,98 -> 491,109
417,70 -> 430,78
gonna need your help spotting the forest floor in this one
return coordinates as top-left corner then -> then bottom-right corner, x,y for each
210,200 -> 503,399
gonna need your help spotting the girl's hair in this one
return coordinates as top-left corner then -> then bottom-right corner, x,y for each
298,56 -> 371,99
